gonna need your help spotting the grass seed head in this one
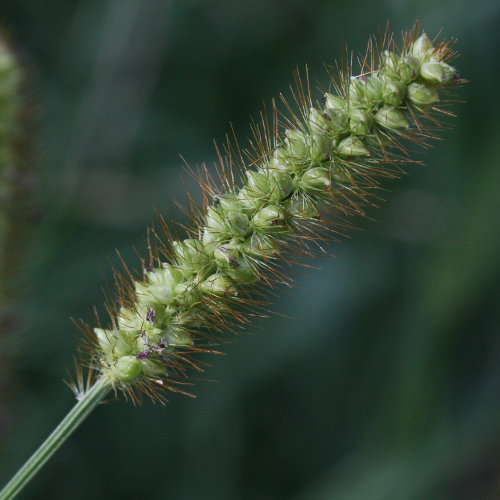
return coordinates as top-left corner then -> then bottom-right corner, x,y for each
76,24 -> 463,404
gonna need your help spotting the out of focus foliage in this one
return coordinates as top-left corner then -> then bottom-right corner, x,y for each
0,1 -> 499,499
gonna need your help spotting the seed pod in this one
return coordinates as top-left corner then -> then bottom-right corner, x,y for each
407,82 -> 439,106
268,170 -> 295,202
286,195 -> 320,219
362,76 -> 383,107
238,233 -> 279,258
420,61 -> 446,82
398,56 -> 421,83
110,356 -> 142,383
117,306 -> 148,331
213,193 -> 244,213
173,239 -> 209,277
226,211 -> 251,238
411,33 -> 434,61
135,265 -> 182,306
253,204 -> 288,233
323,94 -> 349,132
214,245 -> 258,283
246,170 -> 272,199
299,167 -> 331,193
308,107 -> 331,135
441,62 -> 458,83
136,333 -> 152,354
94,328 -> 112,355
381,50 -> 400,79
349,76 -> 382,108
336,135 -> 370,157
200,273 -> 238,296
309,133 -> 331,164
382,79 -> 406,106
135,281 -> 173,306
174,282 -> 202,308
163,325 -> 193,346
213,245 -> 238,268
272,146 -> 290,169
375,106 -> 410,130
285,129 -> 309,159
202,227 -> 219,250
420,61 -> 456,83
141,359 -> 166,377
332,165 -> 354,184
205,206 -> 227,235
349,108 -> 374,135
238,186 -> 262,210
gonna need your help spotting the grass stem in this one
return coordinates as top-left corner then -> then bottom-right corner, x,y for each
0,377 -> 111,500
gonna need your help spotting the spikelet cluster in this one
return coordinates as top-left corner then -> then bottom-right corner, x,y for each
80,26 -> 461,403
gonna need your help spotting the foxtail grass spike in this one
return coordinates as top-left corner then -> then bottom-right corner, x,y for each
75,25 -> 462,403
0,24 -> 463,500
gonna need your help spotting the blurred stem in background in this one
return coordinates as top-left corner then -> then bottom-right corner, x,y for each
0,33 -> 37,464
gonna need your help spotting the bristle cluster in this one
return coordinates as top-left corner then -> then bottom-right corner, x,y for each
82,26 -> 461,403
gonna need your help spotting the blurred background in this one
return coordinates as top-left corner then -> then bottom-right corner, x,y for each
0,0 -> 499,499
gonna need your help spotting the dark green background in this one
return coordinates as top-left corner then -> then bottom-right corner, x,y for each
1,1 -> 499,499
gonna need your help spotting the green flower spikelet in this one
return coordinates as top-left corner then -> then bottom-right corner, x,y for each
85,27 -> 461,402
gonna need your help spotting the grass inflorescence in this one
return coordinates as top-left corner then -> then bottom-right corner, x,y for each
73,24 -> 463,404
0,23 -> 465,500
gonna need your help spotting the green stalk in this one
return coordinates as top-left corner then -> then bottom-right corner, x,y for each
0,378 -> 112,500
